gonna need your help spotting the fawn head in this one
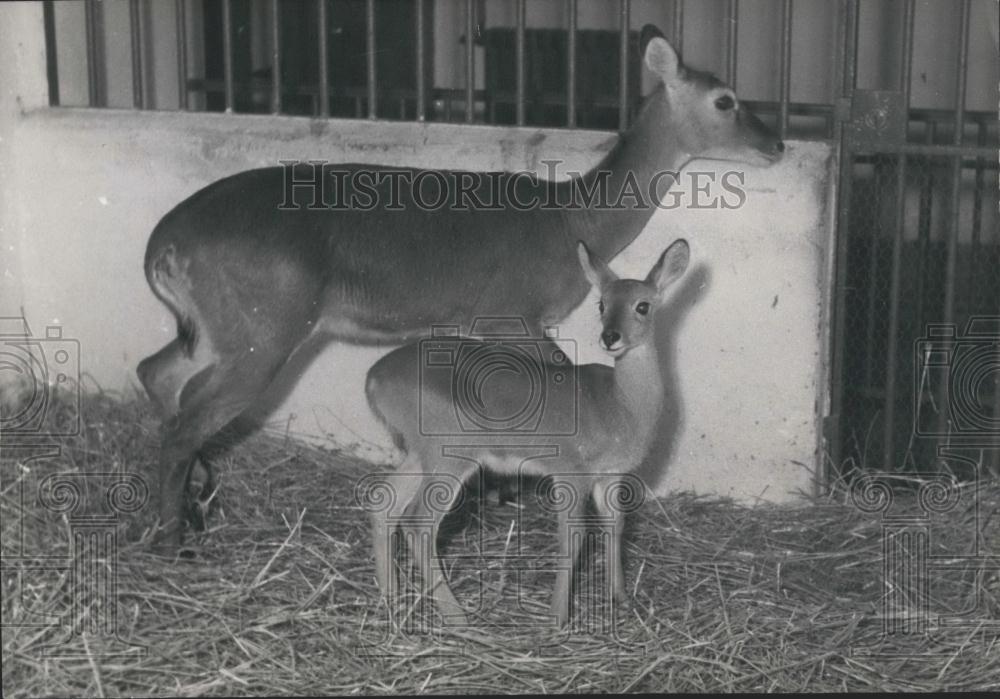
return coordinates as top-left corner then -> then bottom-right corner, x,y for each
577,239 -> 690,359
642,24 -> 784,166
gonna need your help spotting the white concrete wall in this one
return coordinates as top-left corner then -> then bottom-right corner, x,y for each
2,3 -> 835,503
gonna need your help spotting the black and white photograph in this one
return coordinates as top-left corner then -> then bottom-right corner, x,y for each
1,0 -> 998,694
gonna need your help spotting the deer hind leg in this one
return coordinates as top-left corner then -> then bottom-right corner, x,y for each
152,330 -> 312,550
401,457 -> 475,625
371,452 -> 423,607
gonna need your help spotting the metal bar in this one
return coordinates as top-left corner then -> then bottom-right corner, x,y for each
725,0 -> 738,88
84,0 -> 102,107
843,0 -> 859,93
465,0 -> 475,122
43,1 -> 59,106
882,154 -> 908,471
130,0 -> 144,108
222,0 -> 234,112
826,0 -> 859,478
914,121 -> 936,347
176,0 -> 188,110
898,0 -> 915,119
366,0 -> 376,118
932,0 -> 972,442
318,0 -> 329,117
671,0 -> 683,55
271,0 -> 281,114
952,0 -> 971,146
416,0 -> 425,120
515,0 -> 526,126
778,0 -> 792,138
618,0 -> 630,132
566,0 -> 577,128
849,143 -> 997,159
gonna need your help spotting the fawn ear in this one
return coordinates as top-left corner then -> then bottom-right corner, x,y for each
646,239 -> 690,294
576,241 -> 617,289
644,33 -> 681,86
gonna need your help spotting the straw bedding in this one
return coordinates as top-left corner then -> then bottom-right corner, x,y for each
2,391 -> 997,695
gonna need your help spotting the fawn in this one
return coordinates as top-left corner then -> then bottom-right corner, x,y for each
364,238 -> 691,625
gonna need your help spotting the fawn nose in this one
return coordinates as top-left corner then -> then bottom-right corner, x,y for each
774,140 -> 785,154
601,330 -> 621,349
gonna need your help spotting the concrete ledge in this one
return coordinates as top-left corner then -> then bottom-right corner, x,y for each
4,107 -> 835,504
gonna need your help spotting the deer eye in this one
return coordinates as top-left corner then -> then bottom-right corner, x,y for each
635,301 -> 650,315
715,94 -> 735,111
598,300 -> 605,314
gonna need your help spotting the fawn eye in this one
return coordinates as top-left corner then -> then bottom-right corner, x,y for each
635,301 -> 650,315
715,94 -> 735,111
598,300 -> 605,314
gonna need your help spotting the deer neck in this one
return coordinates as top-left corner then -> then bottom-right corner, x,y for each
568,87 -> 694,263
611,342 -> 665,452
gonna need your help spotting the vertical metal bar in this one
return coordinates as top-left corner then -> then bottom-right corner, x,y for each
130,0 -> 144,108
176,0 -> 188,110
618,0 -> 630,132
416,0 -> 426,120
366,0 -> 376,119
914,121 -> 936,342
84,0 -> 102,107
222,0 -> 234,113
465,0 -> 475,122
826,0 -> 860,479
778,0 -> 792,138
43,1 -> 60,106
951,1 -> 970,148
936,1 -> 972,440
515,0 -> 526,126
725,0 -> 738,88
317,0 -> 329,117
566,0 -> 577,128
898,0 -> 915,116
880,0 -> 915,469
270,0 -> 281,114
671,0 -> 683,55
882,154 -> 908,470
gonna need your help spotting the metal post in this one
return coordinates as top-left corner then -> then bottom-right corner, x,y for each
84,0 -> 104,107
416,0 -> 425,120
465,0 -> 475,123
618,0 -> 630,132
176,0 -> 188,110
726,0 -> 738,88
778,0 -> 792,138
566,0 -> 577,128
271,0 -> 281,114
671,0 -> 683,55
366,0 -> 377,119
43,1 -> 60,106
129,0 -> 144,109
222,0 -> 234,112
880,0 -> 915,471
515,0 -> 526,126
938,0 -> 971,440
318,0 -> 329,117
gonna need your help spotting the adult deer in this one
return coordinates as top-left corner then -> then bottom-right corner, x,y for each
138,26 -> 782,548
364,238 -> 690,626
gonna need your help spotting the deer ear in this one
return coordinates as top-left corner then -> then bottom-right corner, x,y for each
646,239 -> 690,294
644,35 -> 681,86
576,241 -> 617,289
